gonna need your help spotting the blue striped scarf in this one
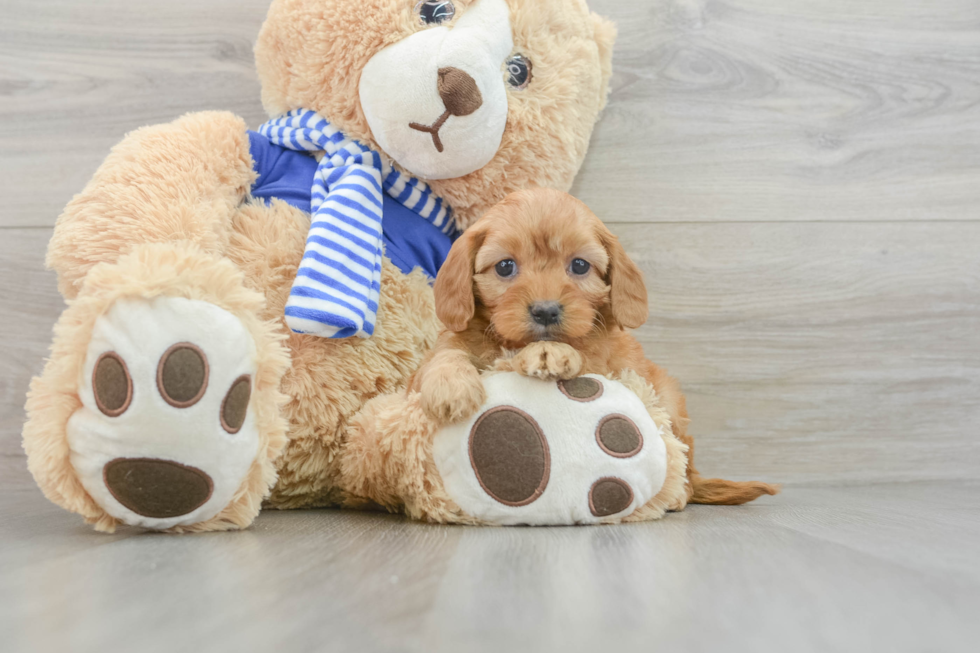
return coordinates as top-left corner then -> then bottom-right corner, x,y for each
258,109 -> 455,338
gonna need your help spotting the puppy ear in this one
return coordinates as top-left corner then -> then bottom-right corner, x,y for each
434,227 -> 486,332
599,228 -> 648,329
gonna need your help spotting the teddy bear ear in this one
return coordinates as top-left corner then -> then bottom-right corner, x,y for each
590,13 -> 617,111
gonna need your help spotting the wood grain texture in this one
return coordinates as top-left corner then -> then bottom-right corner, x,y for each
0,230 -> 61,490
3,222 -> 977,488
0,0 -> 270,228
624,221 -> 980,484
573,0 -> 980,222
0,482 -> 977,653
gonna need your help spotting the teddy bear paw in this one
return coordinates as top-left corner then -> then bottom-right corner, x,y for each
66,296 -> 261,530
431,372 -> 671,525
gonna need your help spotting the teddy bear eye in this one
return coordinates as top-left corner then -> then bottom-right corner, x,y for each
495,259 -> 517,278
505,54 -> 533,90
415,0 -> 456,25
570,259 -> 591,276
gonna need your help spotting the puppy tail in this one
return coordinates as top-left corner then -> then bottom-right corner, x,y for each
689,474 -> 781,505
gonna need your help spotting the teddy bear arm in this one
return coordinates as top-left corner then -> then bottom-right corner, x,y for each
48,111 -> 257,299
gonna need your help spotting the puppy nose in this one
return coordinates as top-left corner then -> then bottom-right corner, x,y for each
438,67 -> 483,117
529,302 -> 563,327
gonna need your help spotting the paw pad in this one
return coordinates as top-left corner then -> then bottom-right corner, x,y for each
469,407 -> 550,506
93,352 -> 133,417
558,376 -> 603,402
103,458 -> 214,519
596,415 -> 643,458
589,477 -> 634,517
157,343 -> 209,408
221,375 -> 252,434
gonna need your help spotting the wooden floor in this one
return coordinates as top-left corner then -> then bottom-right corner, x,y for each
1,482 -> 978,653
1,0 -> 978,650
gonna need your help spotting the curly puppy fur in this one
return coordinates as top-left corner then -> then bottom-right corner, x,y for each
414,188 -> 780,505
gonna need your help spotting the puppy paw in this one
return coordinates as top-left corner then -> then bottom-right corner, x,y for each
506,342 -> 583,380
420,362 -> 487,425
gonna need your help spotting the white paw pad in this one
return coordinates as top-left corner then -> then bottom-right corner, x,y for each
432,373 -> 669,525
68,296 -> 259,530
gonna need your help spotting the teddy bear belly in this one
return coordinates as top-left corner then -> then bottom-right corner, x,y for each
224,200 -> 442,509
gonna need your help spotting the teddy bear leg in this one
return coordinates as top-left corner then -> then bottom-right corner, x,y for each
24,242 -> 290,532
47,111 -> 256,300
343,370 -> 690,526
373,371 -> 690,526
342,390 -> 475,523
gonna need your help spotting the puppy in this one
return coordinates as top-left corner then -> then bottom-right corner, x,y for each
410,188 -> 778,505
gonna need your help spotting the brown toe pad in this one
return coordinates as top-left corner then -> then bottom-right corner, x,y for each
589,477 -> 634,517
558,377 -> 604,402
220,375 -> 252,434
596,415 -> 644,458
157,343 -> 209,408
93,352 -> 133,417
469,406 -> 550,507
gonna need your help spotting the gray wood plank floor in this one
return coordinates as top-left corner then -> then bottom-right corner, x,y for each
1,482 -> 977,653
1,0 -> 978,650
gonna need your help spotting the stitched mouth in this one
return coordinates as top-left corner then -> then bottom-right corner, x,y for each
409,109 -> 452,153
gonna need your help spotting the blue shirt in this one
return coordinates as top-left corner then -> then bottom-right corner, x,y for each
247,130 -> 454,280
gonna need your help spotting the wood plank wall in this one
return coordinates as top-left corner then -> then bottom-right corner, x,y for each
1,0 -> 978,490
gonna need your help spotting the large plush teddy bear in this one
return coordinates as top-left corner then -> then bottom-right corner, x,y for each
22,0 -> 733,533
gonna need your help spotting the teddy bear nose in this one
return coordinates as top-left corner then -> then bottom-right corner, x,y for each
438,67 -> 483,117
530,301 -> 563,327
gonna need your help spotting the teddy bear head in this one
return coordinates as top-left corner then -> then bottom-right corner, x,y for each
255,0 -> 616,229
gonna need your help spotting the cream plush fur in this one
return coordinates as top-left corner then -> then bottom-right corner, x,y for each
23,0 -> 652,532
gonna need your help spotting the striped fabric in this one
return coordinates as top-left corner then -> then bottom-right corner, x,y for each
258,109 -> 455,338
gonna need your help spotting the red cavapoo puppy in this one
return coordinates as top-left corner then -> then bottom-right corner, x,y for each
410,188 -> 778,505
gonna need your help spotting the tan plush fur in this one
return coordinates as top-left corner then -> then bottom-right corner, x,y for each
47,112 -> 256,299
24,0 -> 619,530
226,201 -> 441,509
413,188 -> 780,506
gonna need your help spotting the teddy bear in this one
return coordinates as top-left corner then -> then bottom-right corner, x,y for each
23,0 -> 762,533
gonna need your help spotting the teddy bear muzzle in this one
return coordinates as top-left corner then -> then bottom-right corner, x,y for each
359,0 -> 513,180
408,67 -> 484,153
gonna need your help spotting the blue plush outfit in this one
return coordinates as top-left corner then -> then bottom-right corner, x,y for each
247,130 -> 455,283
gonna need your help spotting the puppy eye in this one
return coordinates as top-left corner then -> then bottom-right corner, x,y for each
415,0 -> 455,25
505,55 -> 533,90
495,259 -> 517,278
570,259 -> 591,276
